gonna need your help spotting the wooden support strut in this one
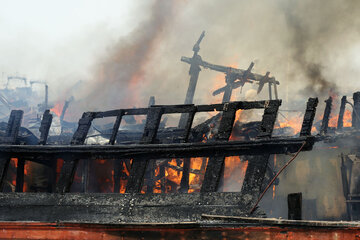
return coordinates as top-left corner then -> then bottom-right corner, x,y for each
300,98 -> 319,137
201,102 -> 242,193
126,107 -> 164,193
320,97 -> 332,135
55,112 -> 95,193
337,96 -> 347,130
352,92 -> 360,129
0,110 -> 23,191
241,100 -> 281,199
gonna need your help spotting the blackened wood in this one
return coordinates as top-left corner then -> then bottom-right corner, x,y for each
113,160 -> 123,193
288,192 -> 302,220
353,92 -> 360,129
337,96 -> 347,130
70,112 -> 95,145
56,157 -> 78,193
39,110 -> 53,145
0,192 -> 260,223
320,97 -> 332,135
180,108 -> 196,141
0,111 -> 23,191
144,159 -> 156,194
257,100 -> 281,139
125,157 -> 147,193
126,107 -> 164,193
241,101 -> 280,199
140,107 -> 163,143
109,111 -> 123,145
15,159 -> 25,192
201,103 -> 238,192
179,158 -> 190,193
241,155 -> 270,200
300,98 -> 319,137
0,154 -> 10,191
0,137 -> 315,159
4,110 -> 23,143
56,112 -> 95,193
148,96 -> 155,107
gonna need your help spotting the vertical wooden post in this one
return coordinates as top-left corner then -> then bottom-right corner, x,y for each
337,96 -> 347,130
241,100 -> 281,198
201,102 -> 238,192
126,107 -> 163,193
288,192 -> 302,220
352,92 -> 360,129
300,98 -> 319,137
320,97 -> 332,135
56,112 -> 95,193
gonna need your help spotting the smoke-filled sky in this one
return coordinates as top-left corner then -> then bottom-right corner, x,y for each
1,0 -> 360,119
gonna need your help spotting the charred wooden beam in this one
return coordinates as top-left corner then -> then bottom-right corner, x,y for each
56,112 -> 95,193
109,111 -> 123,145
300,98 -> 319,137
39,110 -> 53,145
257,100 -> 281,139
0,192 -> 260,223
288,192 -> 302,220
201,102 -> 241,192
178,31 -> 205,129
337,96 -> 347,130
126,107 -> 164,193
0,154 -> 10,191
352,92 -> 360,129
0,137 -> 315,160
241,100 -> 281,199
320,97 -> 332,135
15,159 -> 24,192
241,155 -> 270,199
0,110 -> 23,191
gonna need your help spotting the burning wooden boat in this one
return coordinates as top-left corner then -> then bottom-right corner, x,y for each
1,90 -> 360,239
1,32 -> 360,239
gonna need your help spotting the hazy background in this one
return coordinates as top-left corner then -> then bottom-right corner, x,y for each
1,0 -> 360,120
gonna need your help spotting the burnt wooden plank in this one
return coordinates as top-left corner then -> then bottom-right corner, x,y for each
337,96 -> 347,130
113,160 -> 124,193
320,97 -> 332,135
4,110 -> 23,142
201,102 -> 238,192
15,159 -> 25,192
56,112 -> 95,193
241,100 -> 280,199
0,192 -> 259,223
288,193 -> 302,220
39,110 -> 53,145
140,107 -> 164,143
181,109 -> 196,142
241,155 -> 270,200
0,111 -> 23,191
353,92 -> 360,129
300,98 -> 319,137
257,100 -> 281,139
126,107 -> 164,193
0,154 -> 11,191
0,137 -> 315,159
179,158 -> 190,193
109,111 -> 123,145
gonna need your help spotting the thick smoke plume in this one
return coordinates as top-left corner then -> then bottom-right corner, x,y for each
78,0 -> 177,111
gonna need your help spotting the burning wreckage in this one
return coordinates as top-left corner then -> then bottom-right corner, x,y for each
0,32 -> 360,239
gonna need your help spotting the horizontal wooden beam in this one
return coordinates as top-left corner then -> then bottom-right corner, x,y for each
0,136 -> 314,160
0,192 -> 261,223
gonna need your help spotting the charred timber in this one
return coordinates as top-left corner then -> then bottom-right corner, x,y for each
0,136 -> 314,160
